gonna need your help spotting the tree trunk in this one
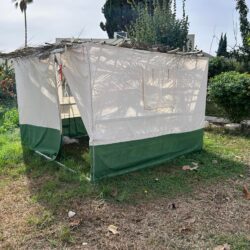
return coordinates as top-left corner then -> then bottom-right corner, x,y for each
24,9 -> 27,47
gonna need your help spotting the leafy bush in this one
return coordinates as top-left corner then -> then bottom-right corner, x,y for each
128,0 -> 189,50
205,100 -> 225,117
208,57 -> 245,79
0,61 -> 16,99
0,108 -> 19,133
209,71 -> 250,122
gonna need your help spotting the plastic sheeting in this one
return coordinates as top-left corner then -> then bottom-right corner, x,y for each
61,44 -> 209,146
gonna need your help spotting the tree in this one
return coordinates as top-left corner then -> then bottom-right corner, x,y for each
13,0 -> 33,47
234,0 -> 250,71
217,34 -> 223,56
223,34 -> 228,54
100,0 -> 156,38
236,0 -> 250,50
100,0 -> 135,38
217,33 -> 228,57
128,0 -> 189,50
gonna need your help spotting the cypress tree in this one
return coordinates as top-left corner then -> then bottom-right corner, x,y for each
222,33 -> 228,56
217,33 -> 227,57
217,34 -> 224,56
236,0 -> 250,51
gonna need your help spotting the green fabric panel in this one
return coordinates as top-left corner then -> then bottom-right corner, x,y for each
20,124 -> 61,159
62,117 -> 87,138
90,129 -> 203,181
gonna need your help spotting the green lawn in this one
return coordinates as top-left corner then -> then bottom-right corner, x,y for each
0,103 -> 250,249
0,127 -> 249,207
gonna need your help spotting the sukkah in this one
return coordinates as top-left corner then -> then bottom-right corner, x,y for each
1,39 -> 209,181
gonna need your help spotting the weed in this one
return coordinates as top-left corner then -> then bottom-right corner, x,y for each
27,211 -> 54,229
47,238 -> 59,248
0,108 -> 19,133
213,234 -> 250,250
58,226 -> 75,244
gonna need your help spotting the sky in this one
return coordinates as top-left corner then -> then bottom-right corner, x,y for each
0,0 -> 249,54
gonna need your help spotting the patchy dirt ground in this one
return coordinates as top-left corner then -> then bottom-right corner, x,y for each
1,173 -> 250,250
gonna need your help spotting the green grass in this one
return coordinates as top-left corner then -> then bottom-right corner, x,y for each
96,132 -> 249,202
0,99 -> 17,125
0,127 -> 249,210
27,211 -> 54,230
0,130 -> 23,171
0,102 -> 249,208
0,104 -> 250,249
213,234 -> 250,250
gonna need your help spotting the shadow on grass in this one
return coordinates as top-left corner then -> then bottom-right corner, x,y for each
22,135 -> 248,213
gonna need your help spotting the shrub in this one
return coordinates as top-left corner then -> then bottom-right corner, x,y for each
0,108 -> 19,133
0,61 -> 16,99
208,57 -> 244,79
209,71 -> 250,122
128,0 -> 189,50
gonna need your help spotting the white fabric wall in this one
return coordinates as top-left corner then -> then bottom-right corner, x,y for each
14,57 -> 61,130
59,47 -> 94,140
62,44 -> 209,146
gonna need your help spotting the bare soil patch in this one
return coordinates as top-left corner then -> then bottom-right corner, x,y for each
1,173 -> 250,249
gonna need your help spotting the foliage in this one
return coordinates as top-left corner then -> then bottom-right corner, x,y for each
0,108 -> 19,134
208,57 -> 245,79
217,33 -> 228,57
0,131 -> 22,170
234,0 -> 250,71
205,100 -> 225,117
128,0 -> 189,49
58,226 -> 75,244
100,0 -> 164,38
227,48 -> 250,72
100,0 -> 144,38
236,0 -> 250,52
13,0 -> 33,12
0,61 -> 16,99
209,71 -> 250,122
